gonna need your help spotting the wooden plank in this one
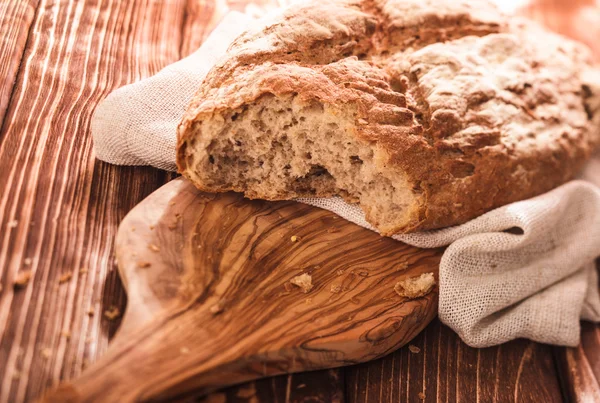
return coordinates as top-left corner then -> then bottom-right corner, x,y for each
0,0 -> 187,401
200,370 -> 344,403
345,319 -> 564,403
0,0 -> 38,125
555,322 -> 600,402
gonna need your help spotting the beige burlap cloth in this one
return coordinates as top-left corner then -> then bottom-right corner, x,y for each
91,11 -> 600,348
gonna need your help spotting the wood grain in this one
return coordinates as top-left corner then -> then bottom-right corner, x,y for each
42,177 -> 441,402
0,0 -> 38,125
0,0 -> 598,402
345,318 -> 564,403
0,0 -> 224,402
198,369 -> 345,403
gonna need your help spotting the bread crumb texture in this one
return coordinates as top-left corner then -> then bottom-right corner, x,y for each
177,0 -> 600,235
58,272 -> 72,284
394,272 -> 436,299
408,344 -> 421,353
290,273 -> 314,293
104,306 -> 121,321
14,270 -> 32,289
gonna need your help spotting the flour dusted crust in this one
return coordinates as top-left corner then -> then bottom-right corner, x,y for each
177,0 -> 600,235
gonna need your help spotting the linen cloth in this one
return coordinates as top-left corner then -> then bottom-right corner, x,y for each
91,11 -> 600,347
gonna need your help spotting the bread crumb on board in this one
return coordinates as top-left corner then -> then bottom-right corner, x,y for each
394,273 -> 436,299
290,235 -> 299,242
14,270 -> 32,289
418,392 -> 426,400
396,262 -> 409,271
330,284 -> 342,294
210,303 -> 223,315
408,344 -> 421,354
290,273 -> 313,293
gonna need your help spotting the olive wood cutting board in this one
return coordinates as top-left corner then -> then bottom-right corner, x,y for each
42,177 -> 443,402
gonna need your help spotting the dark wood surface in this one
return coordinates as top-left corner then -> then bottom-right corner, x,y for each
0,0 -> 597,402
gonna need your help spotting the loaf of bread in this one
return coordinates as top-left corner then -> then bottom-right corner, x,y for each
177,0 -> 600,235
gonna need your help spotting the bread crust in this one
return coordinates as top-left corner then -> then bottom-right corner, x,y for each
177,0 -> 600,234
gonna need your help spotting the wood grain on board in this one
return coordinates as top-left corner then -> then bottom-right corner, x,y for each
0,0 -> 597,402
42,178 -> 440,402
0,0 -> 38,125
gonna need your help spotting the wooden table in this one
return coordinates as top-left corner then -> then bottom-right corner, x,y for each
0,1 -> 598,402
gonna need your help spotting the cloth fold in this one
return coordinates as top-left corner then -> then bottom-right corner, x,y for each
91,10 -> 600,347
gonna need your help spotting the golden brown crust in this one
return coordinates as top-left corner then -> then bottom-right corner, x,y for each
177,0 -> 600,233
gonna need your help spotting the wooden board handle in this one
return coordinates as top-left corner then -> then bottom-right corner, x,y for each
40,293 -> 438,403
41,306 -> 261,402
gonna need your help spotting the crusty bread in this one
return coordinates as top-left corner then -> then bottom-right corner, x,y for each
177,0 -> 600,235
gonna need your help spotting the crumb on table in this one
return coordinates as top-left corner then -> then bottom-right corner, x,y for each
137,261 -> 151,269
104,306 -> 120,320
41,348 -> 51,359
408,344 -> 421,354
58,272 -> 72,284
14,270 -> 32,289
